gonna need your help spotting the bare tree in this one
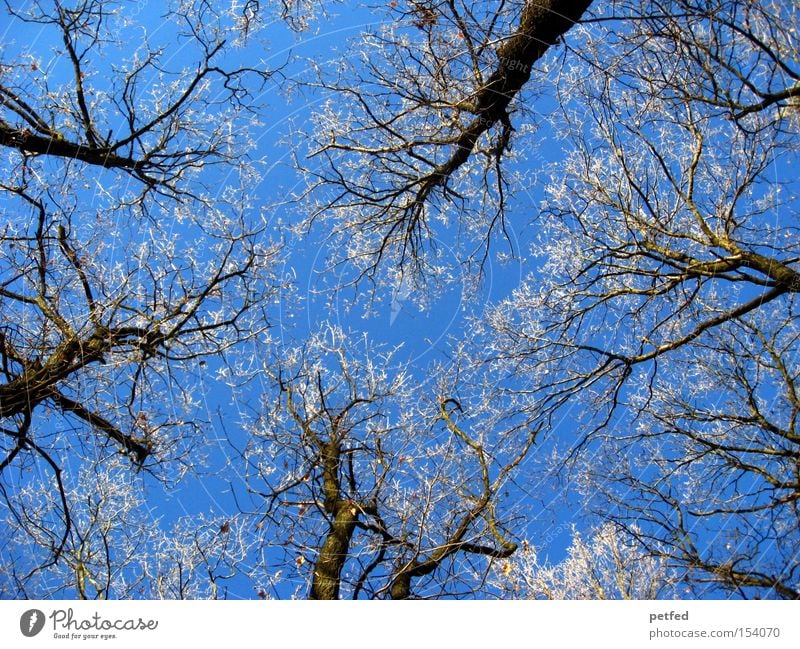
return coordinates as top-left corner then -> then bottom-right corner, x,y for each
0,0 -> 280,587
240,325 -> 533,598
0,457 -> 257,599
481,0 -> 800,598
298,0 -> 593,280
4,0 -> 797,602
490,523 -> 676,599
0,0 -> 275,201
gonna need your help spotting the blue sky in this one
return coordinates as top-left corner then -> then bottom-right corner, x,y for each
0,1 -> 664,598
2,0 -> 796,600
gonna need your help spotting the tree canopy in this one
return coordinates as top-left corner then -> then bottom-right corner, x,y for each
1,0 -> 798,599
